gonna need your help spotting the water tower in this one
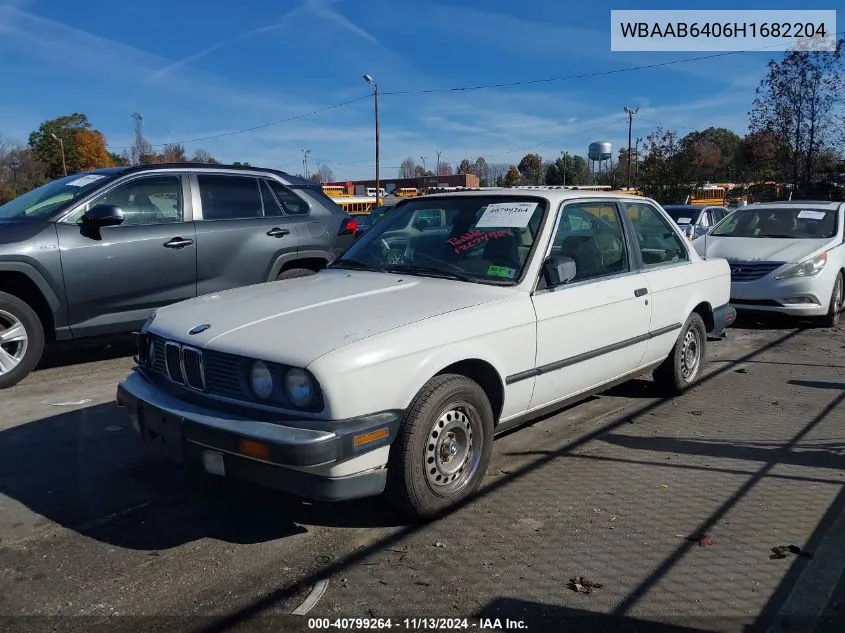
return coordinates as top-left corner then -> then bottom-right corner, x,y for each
588,141 -> 613,176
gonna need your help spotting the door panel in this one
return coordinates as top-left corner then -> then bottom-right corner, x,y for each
623,200 -> 694,365
527,200 -> 652,411
193,174 -> 302,295
57,174 -> 197,337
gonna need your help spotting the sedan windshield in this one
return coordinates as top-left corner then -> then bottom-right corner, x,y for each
0,172 -> 117,220
330,196 -> 546,284
710,207 -> 838,239
662,206 -> 700,225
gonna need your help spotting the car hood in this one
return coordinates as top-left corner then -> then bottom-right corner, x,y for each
150,269 -> 512,366
693,236 -> 833,263
0,219 -> 54,249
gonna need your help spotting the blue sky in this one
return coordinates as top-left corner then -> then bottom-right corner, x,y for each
0,0 -> 819,180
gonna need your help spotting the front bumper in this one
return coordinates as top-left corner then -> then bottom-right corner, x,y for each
730,276 -> 831,317
116,369 -> 401,501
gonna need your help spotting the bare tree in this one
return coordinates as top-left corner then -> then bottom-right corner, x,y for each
398,158 -> 415,178
313,163 -> 334,183
487,163 -> 509,186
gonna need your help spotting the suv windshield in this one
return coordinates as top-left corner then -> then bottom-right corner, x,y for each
331,196 -> 546,284
662,206 -> 700,225
710,207 -> 838,239
0,172 -> 117,220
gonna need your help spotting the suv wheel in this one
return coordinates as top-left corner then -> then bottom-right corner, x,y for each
386,374 -> 494,519
276,268 -> 316,281
0,291 -> 45,389
653,312 -> 707,396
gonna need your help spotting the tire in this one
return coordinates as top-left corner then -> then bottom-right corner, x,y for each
653,312 -> 707,396
386,374 -> 494,519
276,267 -> 316,281
816,273 -> 843,328
0,291 -> 45,389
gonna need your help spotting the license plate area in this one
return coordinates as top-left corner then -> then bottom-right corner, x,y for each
138,404 -> 184,463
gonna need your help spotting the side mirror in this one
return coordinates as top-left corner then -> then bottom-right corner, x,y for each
82,204 -> 125,228
543,256 -> 577,287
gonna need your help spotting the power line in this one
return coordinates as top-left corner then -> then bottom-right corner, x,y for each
107,93 -> 372,150
381,33 -> 845,96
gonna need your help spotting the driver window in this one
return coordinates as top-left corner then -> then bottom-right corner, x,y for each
71,175 -> 184,226
550,202 -> 629,283
625,202 -> 689,266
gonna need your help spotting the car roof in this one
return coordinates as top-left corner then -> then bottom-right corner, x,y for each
419,187 -> 651,203
743,200 -> 842,211
77,163 -> 311,185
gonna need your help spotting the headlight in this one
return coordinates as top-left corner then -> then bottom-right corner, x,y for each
285,368 -> 314,408
250,361 -> 274,400
774,252 -> 827,280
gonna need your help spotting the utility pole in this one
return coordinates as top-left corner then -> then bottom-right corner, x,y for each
51,133 -> 67,176
364,74 -> 380,203
301,148 -> 311,179
624,107 -> 639,189
435,150 -> 442,184
10,155 -> 20,194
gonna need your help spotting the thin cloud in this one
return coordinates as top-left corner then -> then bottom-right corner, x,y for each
304,0 -> 377,44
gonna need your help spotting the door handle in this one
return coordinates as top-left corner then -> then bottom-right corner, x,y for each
266,227 -> 290,238
634,287 -> 649,297
163,237 -> 194,249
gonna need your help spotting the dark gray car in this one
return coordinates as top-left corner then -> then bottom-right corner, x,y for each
0,163 -> 356,388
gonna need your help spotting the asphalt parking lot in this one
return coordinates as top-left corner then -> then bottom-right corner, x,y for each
1,318 -> 844,633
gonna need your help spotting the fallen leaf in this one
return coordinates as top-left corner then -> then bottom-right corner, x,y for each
568,576 -> 603,594
689,410 -> 704,416
434,541 -> 446,548
735,368 -> 748,374
686,533 -> 715,547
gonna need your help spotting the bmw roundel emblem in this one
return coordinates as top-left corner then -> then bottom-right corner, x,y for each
188,323 -> 211,335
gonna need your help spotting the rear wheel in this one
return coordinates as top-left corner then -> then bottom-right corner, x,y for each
0,291 -> 45,389
816,273 -> 843,328
653,312 -> 707,396
386,374 -> 494,519
276,267 -> 316,281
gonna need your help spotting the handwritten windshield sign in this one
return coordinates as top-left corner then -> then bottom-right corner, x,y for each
476,202 -> 538,228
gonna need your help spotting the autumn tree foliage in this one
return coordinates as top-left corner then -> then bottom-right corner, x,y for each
73,129 -> 115,171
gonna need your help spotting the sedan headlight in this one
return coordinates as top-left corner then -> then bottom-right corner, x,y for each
250,361 -> 274,400
285,368 -> 314,408
774,252 -> 827,280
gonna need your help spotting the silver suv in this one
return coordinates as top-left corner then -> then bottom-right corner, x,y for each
0,163 -> 356,388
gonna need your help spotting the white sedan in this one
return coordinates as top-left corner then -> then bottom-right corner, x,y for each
117,189 -> 735,518
693,201 -> 845,327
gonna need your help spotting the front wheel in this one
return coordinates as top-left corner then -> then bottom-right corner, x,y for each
276,267 -> 316,281
386,374 -> 494,519
0,291 -> 45,389
653,312 -> 707,396
816,273 -> 843,328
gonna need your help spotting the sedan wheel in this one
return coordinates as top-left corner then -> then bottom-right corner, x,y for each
653,312 -> 707,396
386,374 -> 494,519
818,273 -> 843,328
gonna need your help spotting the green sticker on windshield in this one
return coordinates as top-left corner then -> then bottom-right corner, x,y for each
487,265 -> 516,279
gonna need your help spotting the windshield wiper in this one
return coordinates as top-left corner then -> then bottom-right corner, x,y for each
329,258 -> 384,272
383,264 -> 478,283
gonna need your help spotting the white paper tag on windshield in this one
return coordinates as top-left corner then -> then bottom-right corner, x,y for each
797,210 -> 827,220
67,174 -> 106,187
677,217 -> 692,224
476,202 -> 538,228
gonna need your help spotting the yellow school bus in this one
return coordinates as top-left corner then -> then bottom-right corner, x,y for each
396,187 -> 418,197
688,183 -> 726,206
321,185 -> 346,198
334,196 -> 381,214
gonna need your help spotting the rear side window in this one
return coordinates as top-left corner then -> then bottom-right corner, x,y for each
197,175 -> 263,220
266,179 -> 310,216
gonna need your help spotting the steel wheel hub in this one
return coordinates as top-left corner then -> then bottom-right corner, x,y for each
0,310 -> 28,375
425,407 -> 477,494
680,328 -> 700,381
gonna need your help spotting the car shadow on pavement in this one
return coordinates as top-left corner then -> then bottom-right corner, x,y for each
733,313 -> 814,331
0,402 -> 407,551
475,598 -> 719,632
36,334 -> 138,370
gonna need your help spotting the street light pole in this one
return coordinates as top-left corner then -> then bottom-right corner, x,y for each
420,156 -> 427,193
51,133 -> 67,176
364,74 -> 380,204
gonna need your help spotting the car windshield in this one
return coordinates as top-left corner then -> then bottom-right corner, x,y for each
330,196 -> 546,284
710,207 -> 838,239
0,172 -> 116,220
663,206 -> 700,225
